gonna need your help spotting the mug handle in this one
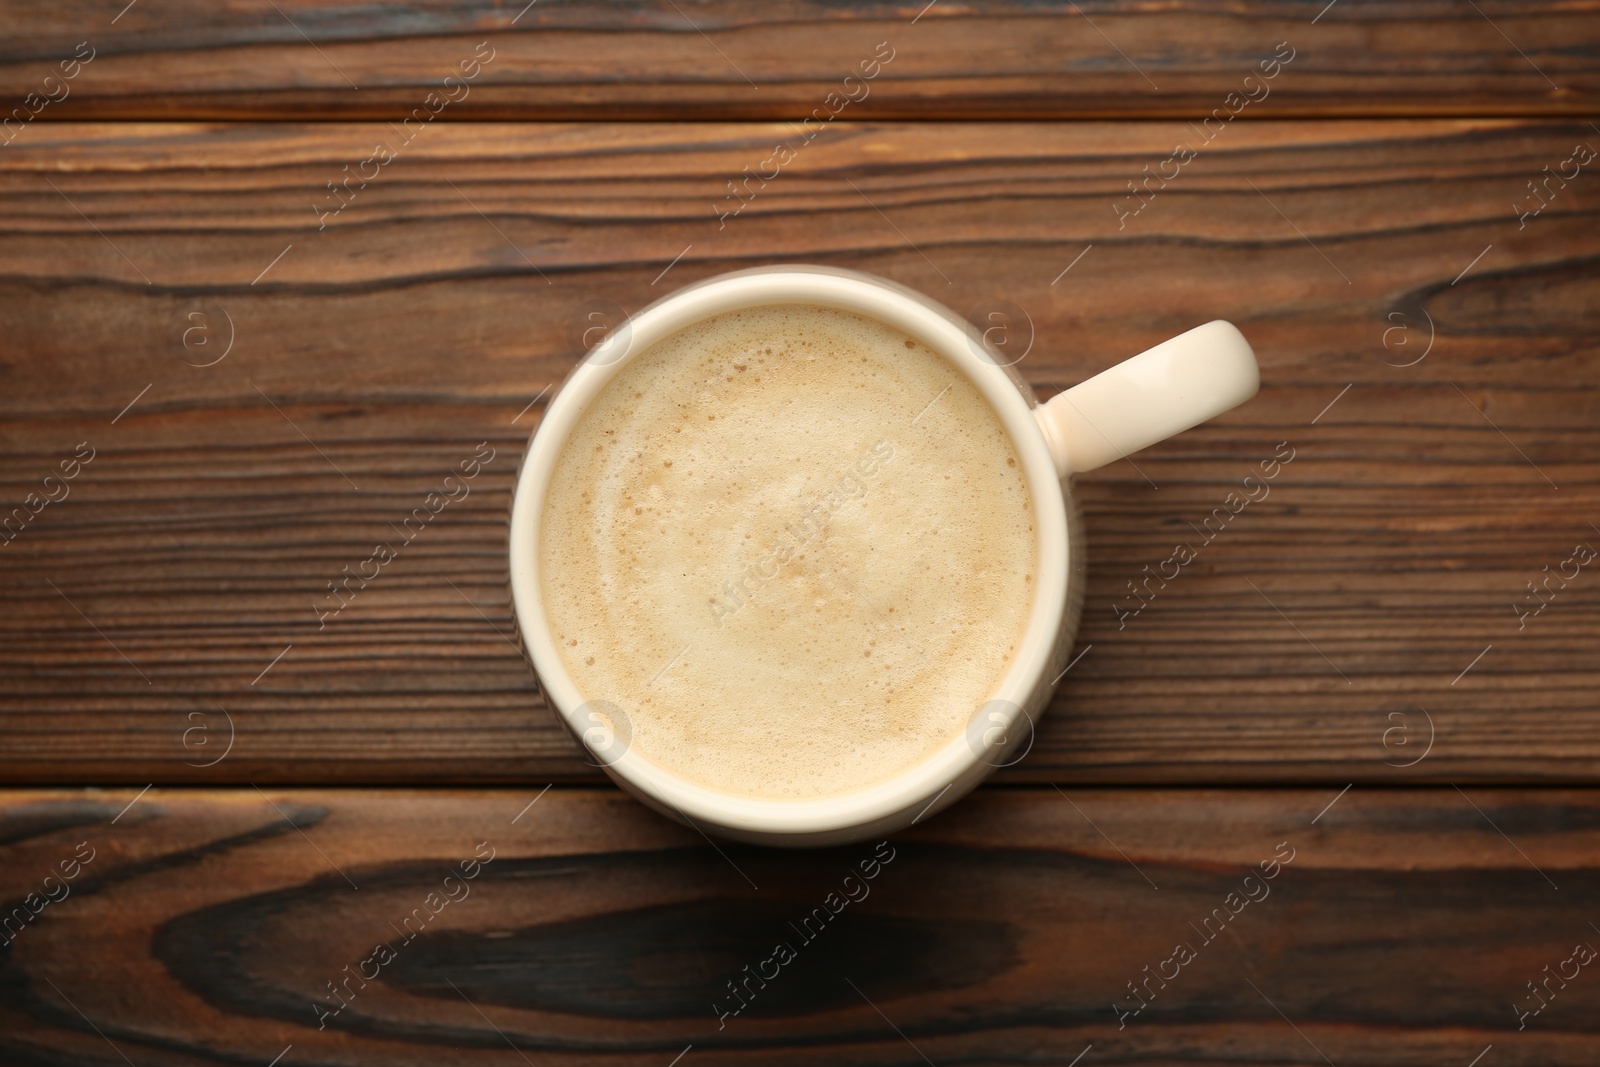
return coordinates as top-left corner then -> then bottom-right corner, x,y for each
1034,320 -> 1260,477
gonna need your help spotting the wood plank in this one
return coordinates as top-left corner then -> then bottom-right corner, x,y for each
0,1 -> 1596,122
1,120 -> 1598,785
2,786 -> 1598,1063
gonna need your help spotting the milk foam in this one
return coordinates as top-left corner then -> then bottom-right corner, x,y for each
540,304 -> 1036,800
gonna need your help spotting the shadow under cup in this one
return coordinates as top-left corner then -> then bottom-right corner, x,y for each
508,266 -> 1078,847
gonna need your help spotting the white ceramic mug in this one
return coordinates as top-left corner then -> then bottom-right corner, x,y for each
509,266 -> 1258,847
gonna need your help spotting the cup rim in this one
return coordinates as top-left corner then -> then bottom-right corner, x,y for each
508,265 -> 1069,836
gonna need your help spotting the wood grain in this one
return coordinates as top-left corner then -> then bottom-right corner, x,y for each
1,119 -> 1598,785
0,1 -> 1596,122
2,786 -> 1598,1064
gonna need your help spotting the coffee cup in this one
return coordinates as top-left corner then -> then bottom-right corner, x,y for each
509,265 -> 1258,846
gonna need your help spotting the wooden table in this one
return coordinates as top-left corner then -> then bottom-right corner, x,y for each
2,3 -> 1598,1063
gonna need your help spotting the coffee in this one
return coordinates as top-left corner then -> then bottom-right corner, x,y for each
540,304 -> 1036,799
